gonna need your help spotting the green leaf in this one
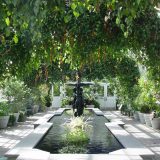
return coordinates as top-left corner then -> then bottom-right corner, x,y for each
22,22 -> 28,29
120,24 -> 125,31
5,27 -> 10,37
124,31 -> 128,38
34,6 -> 39,15
71,3 -> 77,10
13,0 -> 18,6
131,9 -> 136,18
73,11 -> 80,18
5,17 -> 10,26
7,11 -> 11,16
136,0 -> 141,5
64,15 -> 72,23
13,34 -> 18,44
116,17 -> 120,25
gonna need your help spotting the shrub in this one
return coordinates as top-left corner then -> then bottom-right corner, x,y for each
18,111 -> 26,122
0,102 -> 9,116
8,114 -> 16,126
1,77 -> 31,113
61,97 -> 72,107
45,95 -> 51,107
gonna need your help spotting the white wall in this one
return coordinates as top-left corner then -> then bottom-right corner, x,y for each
96,83 -> 117,110
52,96 -> 61,108
97,96 -> 116,110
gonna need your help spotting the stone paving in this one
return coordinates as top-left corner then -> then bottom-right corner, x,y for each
104,111 -> 160,160
0,110 -> 160,160
0,112 -> 46,157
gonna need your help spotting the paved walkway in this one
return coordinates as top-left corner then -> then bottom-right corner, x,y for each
0,112 -> 46,157
104,111 -> 160,160
0,110 -> 160,160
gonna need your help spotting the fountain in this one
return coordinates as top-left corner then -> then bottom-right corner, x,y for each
5,74 -> 154,159
5,107 -> 154,159
66,70 -> 95,117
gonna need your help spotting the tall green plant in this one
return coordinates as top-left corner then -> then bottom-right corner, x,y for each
0,102 -> 9,116
1,77 -> 31,113
135,76 -> 157,113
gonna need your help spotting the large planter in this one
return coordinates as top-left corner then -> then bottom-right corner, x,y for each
151,118 -> 160,130
143,113 -> 152,127
133,111 -> 139,121
138,112 -> 145,124
14,112 -> 20,123
33,105 -> 39,113
0,116 -> 9,129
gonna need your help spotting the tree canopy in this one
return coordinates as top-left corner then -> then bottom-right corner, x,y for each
0,0 -> 159,84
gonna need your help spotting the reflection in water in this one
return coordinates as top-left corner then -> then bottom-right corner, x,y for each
35,111 -> 123,153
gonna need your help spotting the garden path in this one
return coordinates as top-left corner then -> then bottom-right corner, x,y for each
0,112 -> 47,157
104,111 -> 160,160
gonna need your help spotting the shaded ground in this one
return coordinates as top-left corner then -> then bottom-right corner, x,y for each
0,112 -> 46,156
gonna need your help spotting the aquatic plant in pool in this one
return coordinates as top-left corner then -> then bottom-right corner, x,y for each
60,117 -> 90,153
65,117 -> 90,141
36,110 -> 124,153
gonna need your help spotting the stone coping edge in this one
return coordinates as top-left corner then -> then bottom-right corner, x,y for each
5,122 -> 52,158
105,122 -> 154,156
33,108 -> 67,128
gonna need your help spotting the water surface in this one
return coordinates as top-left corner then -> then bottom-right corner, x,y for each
35,110 -> 123,153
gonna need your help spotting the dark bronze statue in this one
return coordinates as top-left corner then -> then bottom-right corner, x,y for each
66,71 -> 94,117
72,83 -> 84,117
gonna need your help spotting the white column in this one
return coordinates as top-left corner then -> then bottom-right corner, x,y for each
51,84 -> 54,99
60,86 -> 63,98
104,84 -> 108,98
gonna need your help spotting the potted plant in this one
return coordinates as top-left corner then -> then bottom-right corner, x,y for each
119,104 -> 129,115
132,105 -> 140,121
136,77 -> 156,125
138,105 -> 149,124
151,108 -> 160,130
18,111 -> 26,122
11,102 -> 20,123
141,105 -> 153,127
8,113 -> 16,126
2,77 -> 30,122
0,102 -> 9,129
